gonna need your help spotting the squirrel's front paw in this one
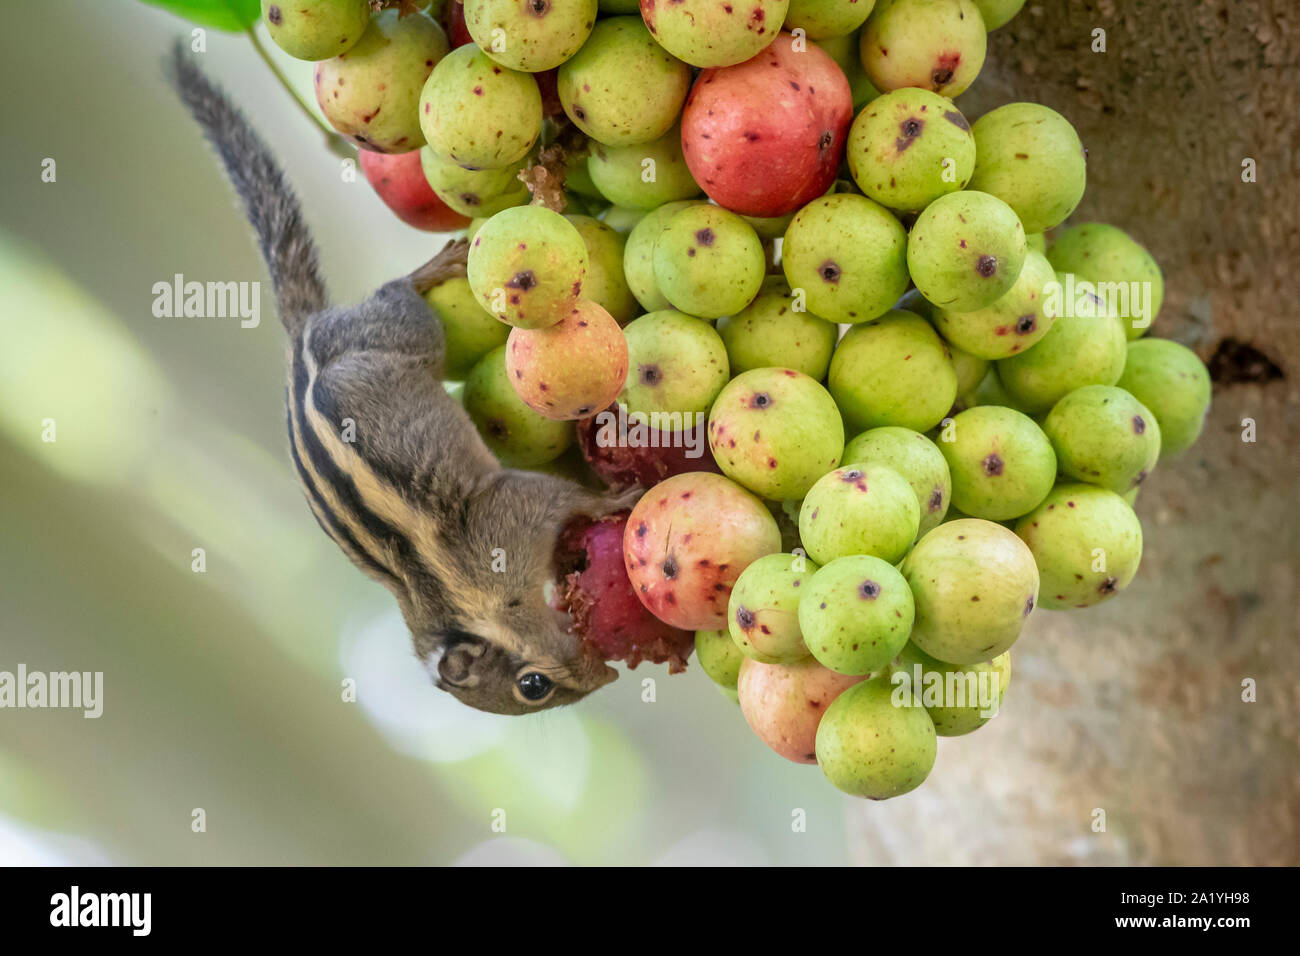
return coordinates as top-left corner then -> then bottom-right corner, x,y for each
606,485 -> 645,514
572,485 -> 644,519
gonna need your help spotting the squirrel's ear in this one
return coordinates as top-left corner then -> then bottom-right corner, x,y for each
431,630 -> 489,689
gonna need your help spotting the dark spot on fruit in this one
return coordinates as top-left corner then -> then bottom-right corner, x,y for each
695,228 -> 715,247
635,522 -> 647,538
1024,596 -> 1035,616
751,392 -> 771,409
662,556 -> 679,580
858,580 -> 881,600
1132,415 -> 1146,434
743,131 -> 760,142
507,270 -> 537,291
928,488 -> 943,512
944,110 -> 969,130
267,5 -> 282,25
459,192 -> 480,206
931,52 -> 961,89
818,130 -> 833,150
982,453 -> 1004,476
735,606 -> 755,630
639,364 -> 662,386
1098,577 -> 1118,595
842,469 -> 863,482
976,255 -> 998,277
1133,470 -> 1148,486
971,595 -> 980,602
819,260 -> 841,283
573,105 -> 586,120
896,117 -> 923,152
528,0 -> 551,17
1015,314 -> 1037,334
473,86 -> 483,96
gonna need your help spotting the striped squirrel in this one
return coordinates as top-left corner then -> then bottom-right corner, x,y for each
168,44 -> 633,715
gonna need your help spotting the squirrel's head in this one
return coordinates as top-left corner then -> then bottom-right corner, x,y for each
411,597 -> 617,716
400,494 -> 619,716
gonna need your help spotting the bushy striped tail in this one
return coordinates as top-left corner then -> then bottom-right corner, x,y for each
166,41 -> 327,335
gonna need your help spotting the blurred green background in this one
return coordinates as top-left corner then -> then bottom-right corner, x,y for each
0,0 -> 862,865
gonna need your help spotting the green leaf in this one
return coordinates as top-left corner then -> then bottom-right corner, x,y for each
136,0 -> 262,32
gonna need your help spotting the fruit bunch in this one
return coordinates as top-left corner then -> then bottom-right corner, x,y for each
268,0 -> 1212,799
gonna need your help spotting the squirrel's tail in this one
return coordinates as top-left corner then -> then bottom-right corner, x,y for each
166,41 -> 327,335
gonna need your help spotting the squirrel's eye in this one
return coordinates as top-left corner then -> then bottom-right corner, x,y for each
517,672 -> 554,702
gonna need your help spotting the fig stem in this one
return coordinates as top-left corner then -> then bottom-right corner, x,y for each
518,118 -> 588,213
246,25 -> 354,162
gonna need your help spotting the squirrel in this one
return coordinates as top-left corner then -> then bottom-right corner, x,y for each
167,43 -> 635,715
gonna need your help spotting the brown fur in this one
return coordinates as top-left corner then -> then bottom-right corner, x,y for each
168,43 -> 630,715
